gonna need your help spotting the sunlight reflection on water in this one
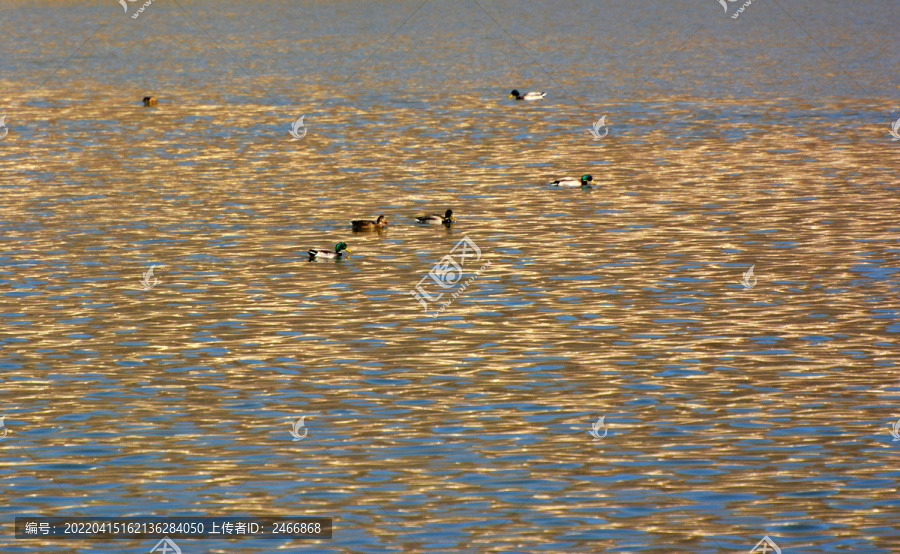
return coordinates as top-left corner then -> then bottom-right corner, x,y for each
1,0 -> 899,552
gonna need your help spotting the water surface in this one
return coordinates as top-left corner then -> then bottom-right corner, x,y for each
1,0 -> 899,552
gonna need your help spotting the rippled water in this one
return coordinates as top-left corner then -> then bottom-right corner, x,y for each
2,0 -> 899,552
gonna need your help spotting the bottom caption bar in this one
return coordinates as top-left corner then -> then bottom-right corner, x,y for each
15,517 -> 332,540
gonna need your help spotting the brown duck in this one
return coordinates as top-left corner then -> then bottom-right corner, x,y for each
350,215 -> 388,231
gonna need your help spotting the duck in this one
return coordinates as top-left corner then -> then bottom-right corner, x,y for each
350,215 -> 388,231
142,96 -> 157,106
308,242 -> 350,260
416,209 -> 455,225
549,174 -> 593,188
509,89 -> 545,101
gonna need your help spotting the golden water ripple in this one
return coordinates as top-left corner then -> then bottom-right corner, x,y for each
1,1 -> 900,552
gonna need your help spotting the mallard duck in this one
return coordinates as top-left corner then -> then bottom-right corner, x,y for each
416,209 -> 455,225
509,89 -> 545,101
308,242 -> 350,260
142,96 -> 157,106
549,174 -> 593,188
350,215 -> 388,231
